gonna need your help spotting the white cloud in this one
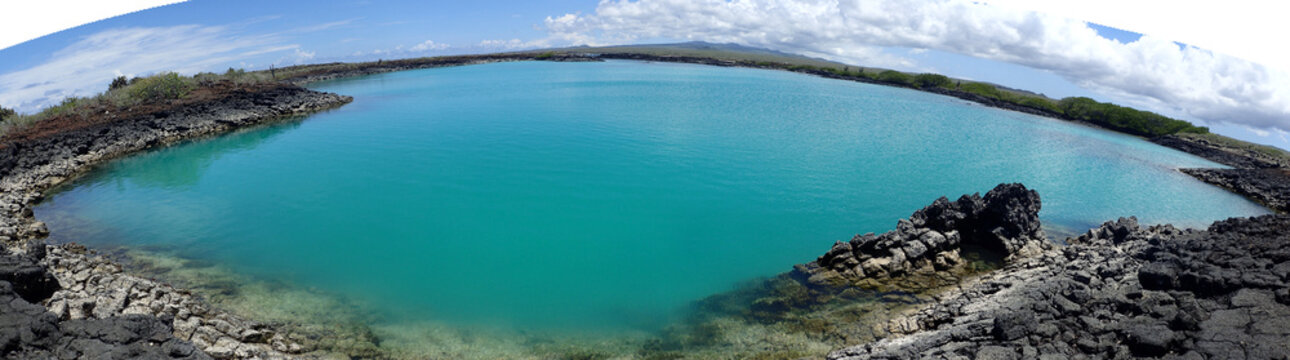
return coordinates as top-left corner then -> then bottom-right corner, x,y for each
289,18 -> 358,33
543,0 -> 1290,133
409,40 -> 449,52
477,38 -> 544,51
0,25 -> 298,113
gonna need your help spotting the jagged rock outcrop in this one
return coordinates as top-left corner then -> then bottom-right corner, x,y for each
795,183 -> 1053,291
829,215 -> 1290,359
1182,168 -> 1290,213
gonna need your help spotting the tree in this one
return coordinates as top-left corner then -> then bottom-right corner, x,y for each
0,105 -> 16,122
109,76 -> 129,91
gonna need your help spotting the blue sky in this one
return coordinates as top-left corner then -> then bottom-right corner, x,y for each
1,0 -> 1287,149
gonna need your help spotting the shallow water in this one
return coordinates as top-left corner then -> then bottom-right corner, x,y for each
36,61 -> 1267,337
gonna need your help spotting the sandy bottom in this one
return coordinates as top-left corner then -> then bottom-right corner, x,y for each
109,246 -> 931,359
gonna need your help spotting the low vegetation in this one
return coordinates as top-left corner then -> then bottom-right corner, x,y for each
875,70 -> 913,86
0,69 -> 276,138
1179,132 -> 1290,163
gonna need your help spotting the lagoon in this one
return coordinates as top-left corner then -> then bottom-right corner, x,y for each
34,60 -> 1267,335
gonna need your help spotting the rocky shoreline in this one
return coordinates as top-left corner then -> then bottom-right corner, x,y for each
1180,169 -> 1290,213
1152,135 -> 1290,169
828,214 -> 1290,359
2,83 -> 351,358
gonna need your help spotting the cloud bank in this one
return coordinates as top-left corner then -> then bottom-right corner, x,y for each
0,25 -> 306,113
543,0 -> 1290,132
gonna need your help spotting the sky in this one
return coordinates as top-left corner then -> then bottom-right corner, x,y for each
1,0 -> 1287,149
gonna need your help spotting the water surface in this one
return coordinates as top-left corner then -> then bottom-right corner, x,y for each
36,61 -> 1267,333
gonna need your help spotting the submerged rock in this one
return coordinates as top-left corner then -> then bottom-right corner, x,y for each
796,183 -> 1053,292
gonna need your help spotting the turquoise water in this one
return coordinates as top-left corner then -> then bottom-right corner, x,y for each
35,61 -> 1267,333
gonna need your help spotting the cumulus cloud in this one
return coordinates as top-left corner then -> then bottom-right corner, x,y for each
543,0 -> 1290,132
409,40 -> 449,52
0,25 -> 301,113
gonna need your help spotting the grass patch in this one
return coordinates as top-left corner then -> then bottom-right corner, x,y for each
0,69 -> 277,139
1180,132 -> 1290,162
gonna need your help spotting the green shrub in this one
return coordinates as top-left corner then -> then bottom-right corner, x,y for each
1014,96 -> 1061,114
959,82 -> 1003,99
47,97 -> 85,117
534,52 -> 555,60
876,70 -> 912,85
912,73 -> 952,89
127,73 -> 194,101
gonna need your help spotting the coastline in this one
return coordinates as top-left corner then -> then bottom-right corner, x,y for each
1,56 -> 1288,358
1,83 -> 351,358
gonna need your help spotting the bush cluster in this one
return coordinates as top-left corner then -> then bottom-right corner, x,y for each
1058,97 -> 1207,136
876,70 -> 912,86
913,73 -> 952,89
127,72 -> 194,101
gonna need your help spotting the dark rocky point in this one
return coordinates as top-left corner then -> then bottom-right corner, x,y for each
795,183 -> 1053,292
